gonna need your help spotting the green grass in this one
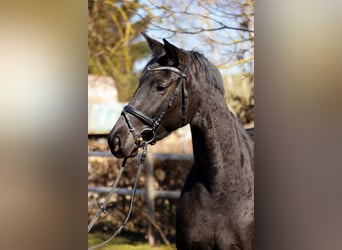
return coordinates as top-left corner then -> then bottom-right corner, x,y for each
88,233 -> 175,250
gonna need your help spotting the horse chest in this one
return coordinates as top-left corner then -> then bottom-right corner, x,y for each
176,173 -> 249,249
177,192 -> 245,249
177,183 -> 226,231
177,192 -> 241,249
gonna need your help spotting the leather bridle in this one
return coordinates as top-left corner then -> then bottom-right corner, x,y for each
121,54 -> 190,147
88,54 -> 190,249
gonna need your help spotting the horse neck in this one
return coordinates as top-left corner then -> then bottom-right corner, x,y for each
190,89 -> 251,193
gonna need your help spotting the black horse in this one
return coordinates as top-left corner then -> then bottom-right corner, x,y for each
108,33 -> 254,250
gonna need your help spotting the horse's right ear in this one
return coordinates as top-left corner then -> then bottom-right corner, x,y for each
142,32 -> 164,56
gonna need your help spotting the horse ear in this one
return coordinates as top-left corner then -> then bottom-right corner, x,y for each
163,39 -> 187,67
142,32 -> 164,56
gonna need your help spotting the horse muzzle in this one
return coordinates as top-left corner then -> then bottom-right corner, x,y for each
108,120 -> 156,159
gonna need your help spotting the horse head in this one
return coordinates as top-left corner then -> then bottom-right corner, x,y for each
108,33 -> 198,158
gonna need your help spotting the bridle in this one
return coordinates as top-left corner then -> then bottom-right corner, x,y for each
88,54 -> 191,249
122,53 -> 190,147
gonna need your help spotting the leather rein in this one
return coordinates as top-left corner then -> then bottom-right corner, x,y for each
88,55 -> 190,249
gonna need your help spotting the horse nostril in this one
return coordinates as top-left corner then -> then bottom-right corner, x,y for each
109,136 -> 124,158
114,137 -> 120,152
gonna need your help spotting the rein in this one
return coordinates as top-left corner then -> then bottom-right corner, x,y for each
87,143 -> 148,250
88,55 -> 190,249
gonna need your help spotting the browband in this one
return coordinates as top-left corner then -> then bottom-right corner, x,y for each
147,66 -> 187,78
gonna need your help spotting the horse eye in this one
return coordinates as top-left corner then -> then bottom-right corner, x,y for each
156,84 -> 167,91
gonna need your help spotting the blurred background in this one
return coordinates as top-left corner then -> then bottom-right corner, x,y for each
1,0 -> 341,249
88,0 -> 254,249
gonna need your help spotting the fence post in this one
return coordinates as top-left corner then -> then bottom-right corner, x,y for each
146,151 -> 155,246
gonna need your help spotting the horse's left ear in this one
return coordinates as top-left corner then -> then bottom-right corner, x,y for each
163,39 -> 187,67
142,32 -> 164,57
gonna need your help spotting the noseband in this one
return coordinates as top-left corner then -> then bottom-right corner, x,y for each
121,55 -> 190,146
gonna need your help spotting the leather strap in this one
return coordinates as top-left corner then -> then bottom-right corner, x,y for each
123,105 -> 155,127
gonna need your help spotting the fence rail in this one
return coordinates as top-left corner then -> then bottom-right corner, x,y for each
88,151 -> 190,201
88,150 -> 193,160
88,186 -> 180,199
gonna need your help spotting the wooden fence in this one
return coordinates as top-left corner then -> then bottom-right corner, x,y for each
88,150 -> 193,245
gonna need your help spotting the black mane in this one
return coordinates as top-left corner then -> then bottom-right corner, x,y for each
189,51 -> 225,96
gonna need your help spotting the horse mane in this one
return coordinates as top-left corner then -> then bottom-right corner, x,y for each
188,50 -> 225,96
190,50 -> 254,160
190,51 -> 254,144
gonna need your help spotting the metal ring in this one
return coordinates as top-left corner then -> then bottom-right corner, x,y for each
139,128 -> 156,145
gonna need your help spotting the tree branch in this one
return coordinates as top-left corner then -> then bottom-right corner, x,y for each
149,22 -> 254,34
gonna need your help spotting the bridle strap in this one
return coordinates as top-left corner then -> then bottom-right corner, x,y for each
147,65 -> 187,78
123,105 -> 154,127
182,77 -> 188,124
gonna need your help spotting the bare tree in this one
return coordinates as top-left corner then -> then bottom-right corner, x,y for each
143,0 -> 254,72
88,0 -> 152,101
